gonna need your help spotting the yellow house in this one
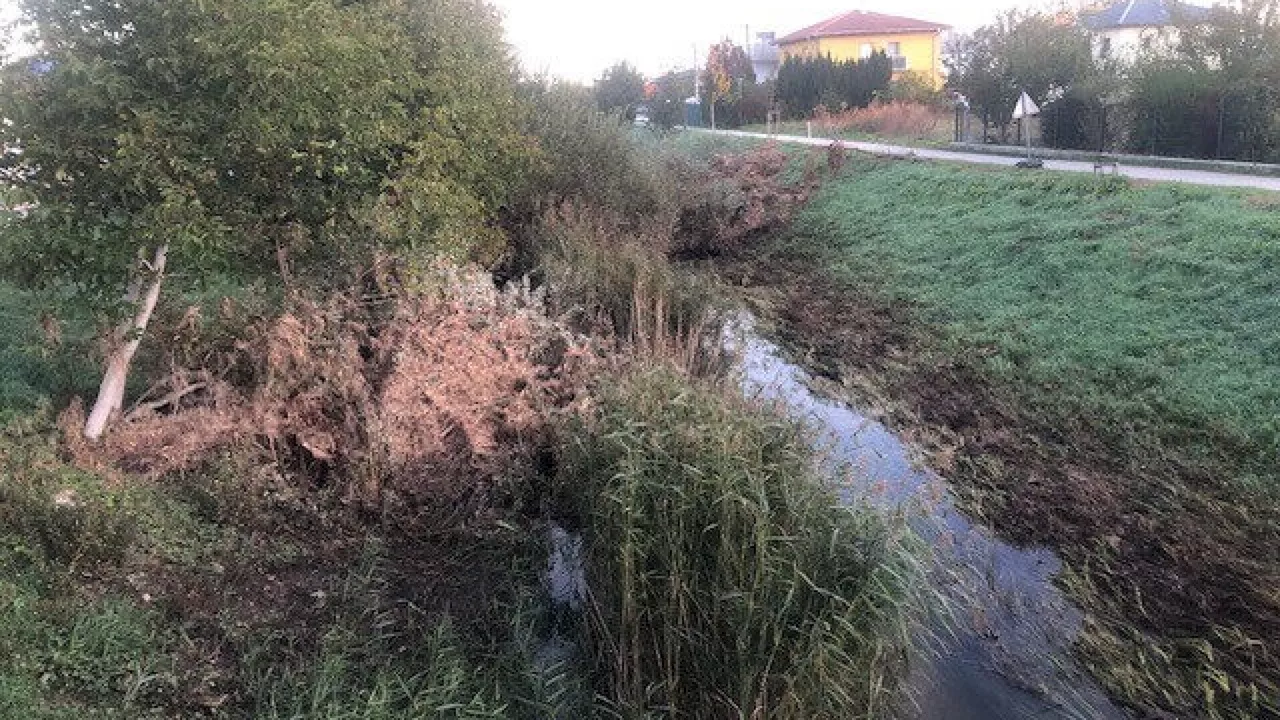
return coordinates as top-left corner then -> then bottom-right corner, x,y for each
776,10 -> 950,88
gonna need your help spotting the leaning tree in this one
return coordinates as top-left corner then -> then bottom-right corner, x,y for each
0,0 -> 533,439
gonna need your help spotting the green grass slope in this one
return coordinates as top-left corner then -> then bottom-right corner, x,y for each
791,160 -> 1279,487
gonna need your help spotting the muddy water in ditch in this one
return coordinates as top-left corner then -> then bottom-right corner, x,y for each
729,316 -> 1128,720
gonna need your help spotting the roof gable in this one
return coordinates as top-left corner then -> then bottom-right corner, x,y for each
1082,0 -> 1211,30
776,10 -> 950,45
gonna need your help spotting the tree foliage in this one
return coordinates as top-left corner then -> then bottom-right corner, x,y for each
1125,0 -> 1280,159
594,60 -> 647,120
700,39 -> 756,127
0,0 -> 535,437
0,0 -> 533,302
774,52 -> 892,119
946,10 -> 1096,142
649,69 -> 696,128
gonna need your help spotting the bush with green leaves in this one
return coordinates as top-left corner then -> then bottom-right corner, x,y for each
1123,0 -> 1280,161
517,79 -> 670,223
0,0 -> 534,437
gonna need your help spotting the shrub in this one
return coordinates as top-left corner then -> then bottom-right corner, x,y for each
672,143 -> 811,257
518,80 -> 670,223
556,367 -> 913,718
888,71 -> 943,105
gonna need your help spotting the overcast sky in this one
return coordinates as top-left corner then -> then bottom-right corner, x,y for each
2,0 -> 1060,81
490,0 -> 1051,82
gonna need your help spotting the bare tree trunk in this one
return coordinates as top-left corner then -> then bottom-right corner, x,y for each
84,244 -> 168,440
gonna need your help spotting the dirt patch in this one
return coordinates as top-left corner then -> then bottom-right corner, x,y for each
717,250 -> 1280,719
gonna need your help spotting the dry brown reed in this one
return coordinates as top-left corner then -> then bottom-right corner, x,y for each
65,262 -> 603,515
813,101 -> 949,142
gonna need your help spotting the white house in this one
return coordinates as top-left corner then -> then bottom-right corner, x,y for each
749,31 -> 780,82
1081,0 -> 1212,61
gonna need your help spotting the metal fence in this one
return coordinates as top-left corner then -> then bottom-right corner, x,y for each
954,96 -> 1280,163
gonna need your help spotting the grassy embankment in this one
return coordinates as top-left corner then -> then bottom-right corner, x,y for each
725,153 -> 1279,718
0,132 -> 917,718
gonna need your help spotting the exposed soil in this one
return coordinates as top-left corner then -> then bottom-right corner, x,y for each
715,247 -> 1280,719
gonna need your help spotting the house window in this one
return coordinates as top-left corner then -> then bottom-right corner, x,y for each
860,42 -> 873,59
886,42 -> 906,70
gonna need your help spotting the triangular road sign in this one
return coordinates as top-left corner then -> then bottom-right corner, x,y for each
1012,91 -> 1040,120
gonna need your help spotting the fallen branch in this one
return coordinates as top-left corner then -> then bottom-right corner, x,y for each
125,382 -> 208,420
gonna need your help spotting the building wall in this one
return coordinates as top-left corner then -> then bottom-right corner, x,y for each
780,31 -> 944,87
1094,25 -> 1181,61
781,38 -> 823,59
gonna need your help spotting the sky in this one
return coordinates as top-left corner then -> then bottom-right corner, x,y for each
2,0 -> 1051,80
489,0 -> 1043,83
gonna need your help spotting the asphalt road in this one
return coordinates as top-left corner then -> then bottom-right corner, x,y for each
711,128 -> 1280,193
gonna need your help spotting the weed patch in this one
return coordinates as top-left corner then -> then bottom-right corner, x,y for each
555,366 -> 914,718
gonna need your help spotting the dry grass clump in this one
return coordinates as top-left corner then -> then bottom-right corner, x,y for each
672,143 -> 811,258
813,101 -> 948,142
65,263 -> 602,515
535,205 -> 728,376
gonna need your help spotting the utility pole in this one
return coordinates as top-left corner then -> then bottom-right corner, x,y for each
693,44 -> 699,96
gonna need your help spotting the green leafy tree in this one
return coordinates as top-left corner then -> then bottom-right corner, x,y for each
595,61 -> 647,120
700,39 -> 755,128
946,10 -> 1096,142
650,69 -> 696,128
1159,0 -> 1280,159
0,0 -> 532,439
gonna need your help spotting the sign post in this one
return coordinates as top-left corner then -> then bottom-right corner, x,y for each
1011,91 -> 1041,167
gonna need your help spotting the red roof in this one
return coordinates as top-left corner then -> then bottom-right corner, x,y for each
776,10 -> 950,44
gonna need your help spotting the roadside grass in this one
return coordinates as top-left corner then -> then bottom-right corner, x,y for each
745,153 -> 1280,718
792,158 -> 1279,490
554,365 -> 917,719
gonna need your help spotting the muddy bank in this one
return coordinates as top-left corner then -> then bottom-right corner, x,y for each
715,249 -> 1279,719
